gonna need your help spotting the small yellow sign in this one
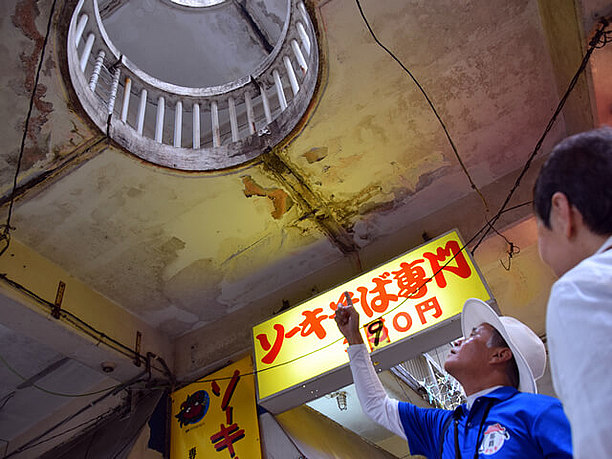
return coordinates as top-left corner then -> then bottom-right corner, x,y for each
171,356 -> 261,459
253,230 -> 491,401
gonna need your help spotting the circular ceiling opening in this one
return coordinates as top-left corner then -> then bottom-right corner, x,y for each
68,0 -> 319,171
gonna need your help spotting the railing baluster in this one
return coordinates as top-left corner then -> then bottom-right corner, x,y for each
174,101 -> 182,147
79,33 -> 95,72
107,68 -> 121,115
75,14 -> 88,48
273,70 -> 288,111
291,39 -> 308,75
211,100 -> 220,147
88,50 -> 105,91
155,96 -> 165,143
244,91 -> 256,135
193,103 -> 200,148
137,88 -> 147,134
297,22 -> 311,56
228,97 -> 239,142
284,56 -> 299,96
260,85 -> 272,124
120,77 -> 132,122
298,2 -> 309,24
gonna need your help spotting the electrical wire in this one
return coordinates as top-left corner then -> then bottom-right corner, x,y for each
0,0 -> 607,403
0,392 -> 15,411
0,0 -> 59,258
354,0 -> 489,212
17,390 -> 162,458
4,372 -> 148,458
0,274 -> 168,376
177,222 -> 493,388
0,351 -> 127,398
6,390 -> 159,457
7,406 -> 121,454
174,186 -> 582,386
470,18 -> 611,255
110,412 -> 148,459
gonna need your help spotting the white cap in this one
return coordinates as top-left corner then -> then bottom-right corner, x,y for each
461,298 -> 546,394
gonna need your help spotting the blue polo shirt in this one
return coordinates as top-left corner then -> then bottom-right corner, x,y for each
398,386 -> 572,458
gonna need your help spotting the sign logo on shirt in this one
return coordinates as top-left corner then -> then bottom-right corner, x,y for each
479,423 -> 510,455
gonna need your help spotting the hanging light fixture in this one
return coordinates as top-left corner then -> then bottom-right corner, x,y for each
329,391 -> 348,411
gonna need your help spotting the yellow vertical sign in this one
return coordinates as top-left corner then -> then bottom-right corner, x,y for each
171,356 -> 262,459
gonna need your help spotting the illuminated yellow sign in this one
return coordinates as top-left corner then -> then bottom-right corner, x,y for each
253,230 -> 491,401
171,356 -> 261,459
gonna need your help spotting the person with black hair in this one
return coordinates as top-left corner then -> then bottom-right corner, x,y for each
534,126 -> 612,459
335,298 -> 572,458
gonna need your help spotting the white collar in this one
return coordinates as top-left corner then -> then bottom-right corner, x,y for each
595,235 -> 612,255
466,385 -> 503,410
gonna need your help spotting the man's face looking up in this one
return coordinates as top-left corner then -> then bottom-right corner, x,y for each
444,323 -> 498,380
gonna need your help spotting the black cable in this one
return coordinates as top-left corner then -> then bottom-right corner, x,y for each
173,196 -> 580,387
15,408 -> 119,454
0,0 -> 59,258
0,392 -> 15,411
471,18 -> 610,255
110,412 -> 147,459
176,223 -> 493,388
500,201 -> 533,214
1,11 -> 607,395
0,351 -> 129,398
0,274 -> 168,376
4,372 -> 147,458
9,391 -> 160,457
83,424 -> 97,459
354,0 -> 488,211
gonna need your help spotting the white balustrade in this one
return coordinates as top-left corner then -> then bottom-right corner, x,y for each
244,91 -> 256,135
155,96 -> 165,142
291,40 -> 308,74
120,77 -> 132,122
107,68 -> 120,115
137,89 -> 147,134
174,101 -> 182,147
228,97 -> 239,142
298,2 -> 309,24
284,56 -> 299,96
297,22 -> 310,56
75,14 -> 88,47
273,69 -> 288,111
192,103 -> 200,148
211,100 -> 220,147
260,86 -> 273,124
68,0 -> 319,170
80,33 -> 95,72
88,50 -> 105,91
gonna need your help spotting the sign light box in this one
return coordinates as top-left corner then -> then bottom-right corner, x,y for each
171,356 -> 261,459
252,230 -> 493,413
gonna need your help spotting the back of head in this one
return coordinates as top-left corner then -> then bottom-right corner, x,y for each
534,126 -> 612,235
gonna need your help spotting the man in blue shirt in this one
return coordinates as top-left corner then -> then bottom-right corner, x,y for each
335,297 -> 572,458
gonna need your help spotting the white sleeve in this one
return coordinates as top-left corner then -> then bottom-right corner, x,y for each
347,344 -> 406,439
547,262 -> 612,459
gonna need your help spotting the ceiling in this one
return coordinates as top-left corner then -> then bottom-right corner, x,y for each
0,0 -> 611,456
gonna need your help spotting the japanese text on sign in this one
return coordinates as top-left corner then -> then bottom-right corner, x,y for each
253,231 -> 491,401
171,357 -> 261,459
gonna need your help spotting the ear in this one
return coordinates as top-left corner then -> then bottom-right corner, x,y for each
489,347 -> 513,365
550,192 -> 575,238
